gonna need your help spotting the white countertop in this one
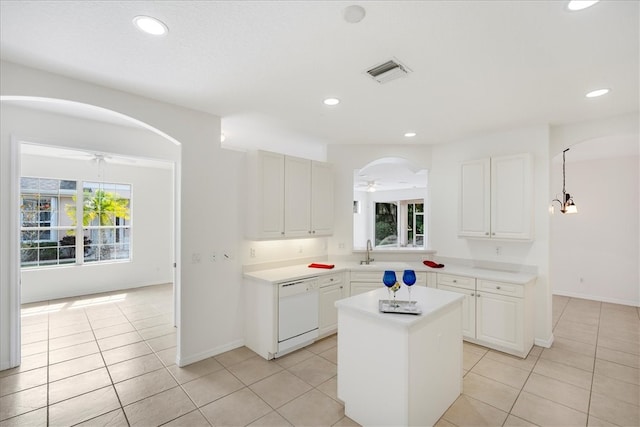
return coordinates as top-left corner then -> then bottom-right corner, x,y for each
335,286 -> 464,327
243,261 -> 536,285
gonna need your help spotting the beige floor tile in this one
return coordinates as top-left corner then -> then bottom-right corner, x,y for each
247,410 -> 293,426
551,335 -> 596,357
89,314 -> 129,330
227,355 -> 284,386
92,322 -> 136,340
162,409 -> 211,427
287,355 -> 337,387
442,394 -> 508,427
463,347 -> 485,371
145,333 -> 176,352
49,340 -> 100,365
19,330 -> 48,346
249,370 -> 313,409
598,323 -> 640,344
20,341 -> 47,358
277,389 -> 344,427
107,353 -> 163,384
554,320 -> 598,344
101,341 -> 152,366
434,417 -> 459,427
470,357 -> 531,389
333,416 -> 361,427
114,367 -> 177,405
214,346 -> 259,368
595,358 -> 639,385
587,414 -> 621,427
124,386 -> 195,426
316,376 -> 338,401
48,386 -> 120,426
503,414 -> 538,426
539,346 -> 595,372
75,408 -> 128,426
155,346 -> 177,367
48,322 -> 92,339
131,314 -> 173,331
511,391 -> 587,427
137,324 -> 176,340
589,392 -> 640,427
49,367 -> 112,404
48,331 -> 95,351
181,369 -> 244,408
0,353 -> 47,379
0,368 -> 47,397
484,349 -> 539,371
533,358 -> 593,390
598,335 -> 640,356
200,388 -> 272,426
596,345 -> 640,369
463,372 -> 520,412
592,373 -> 640,406
522,373 -> 590,413
49,352 -> 105,382
166,357 -> 224,384
273,348 -> 314,369
123,308 -> 162,322
319,346 -> 337,364
0,407 -> 46,427
97,331 -> 143,351
0,385 -> 47,421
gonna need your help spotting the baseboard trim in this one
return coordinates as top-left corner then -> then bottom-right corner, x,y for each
553,291 -> 639,307
535,333 -> 554,349
176,339 -> 245,367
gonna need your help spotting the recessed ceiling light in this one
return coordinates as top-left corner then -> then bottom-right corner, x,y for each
323,98 -> 340,106
567,1 -> 599,11
404,132 -> 417,138
586,88 -> 610,98
133,16 -> 168,36
343,5 -> 366,24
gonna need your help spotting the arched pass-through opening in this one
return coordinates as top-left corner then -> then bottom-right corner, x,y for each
1,95 -> 183,370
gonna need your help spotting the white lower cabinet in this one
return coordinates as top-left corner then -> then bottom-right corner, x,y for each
437,273 -> 534,358
318,273 -> 347,337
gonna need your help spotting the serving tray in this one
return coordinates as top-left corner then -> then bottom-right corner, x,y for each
378,299 -> 422,315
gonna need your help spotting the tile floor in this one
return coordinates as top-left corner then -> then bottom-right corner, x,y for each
0,284 -> 638,426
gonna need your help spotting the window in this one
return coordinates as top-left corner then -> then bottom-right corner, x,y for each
20,177 -> 131,268
374,199 -> 424,249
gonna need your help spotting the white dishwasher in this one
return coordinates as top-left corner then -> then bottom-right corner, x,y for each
277,277 -> 319,357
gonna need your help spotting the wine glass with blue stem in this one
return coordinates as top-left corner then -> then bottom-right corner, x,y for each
382,270 -> 397,308
403,269 -> 417,303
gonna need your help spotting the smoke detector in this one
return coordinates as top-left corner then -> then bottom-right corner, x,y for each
366,58 -> 412,84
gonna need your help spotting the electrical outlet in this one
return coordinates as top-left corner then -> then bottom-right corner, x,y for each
338,242 -> 345,249
495,246 -> 502,256
191,253 -> 201,264
250,248 -> 256,258
211,252 -> 217,262
223,252 -> 234,261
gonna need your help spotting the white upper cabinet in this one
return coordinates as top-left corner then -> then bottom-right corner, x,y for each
247,150 -> 334,239
459,153 -> 532,240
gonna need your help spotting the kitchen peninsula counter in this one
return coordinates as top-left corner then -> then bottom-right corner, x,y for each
336,286 -> 464,427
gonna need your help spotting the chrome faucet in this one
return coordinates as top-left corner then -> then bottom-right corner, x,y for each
361,239 -> 374,265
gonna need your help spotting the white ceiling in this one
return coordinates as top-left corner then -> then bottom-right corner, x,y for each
1,1 -> 638,153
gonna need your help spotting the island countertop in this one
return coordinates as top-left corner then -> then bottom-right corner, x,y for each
335,285 -> 464,327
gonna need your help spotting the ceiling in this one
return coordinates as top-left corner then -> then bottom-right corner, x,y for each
0,1 -> 638,153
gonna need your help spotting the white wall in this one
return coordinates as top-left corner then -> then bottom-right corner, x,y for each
1,61 -> 244,369
550,152 -> 639,306
20,152 -> 174,303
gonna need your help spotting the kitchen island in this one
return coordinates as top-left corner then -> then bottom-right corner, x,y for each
336,286 -> 464,427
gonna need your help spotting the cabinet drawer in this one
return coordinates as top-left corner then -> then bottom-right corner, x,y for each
477,280 -> 523,298
437,274 -> 475,290
350,271 -> 385,282
318,273 -> 343,288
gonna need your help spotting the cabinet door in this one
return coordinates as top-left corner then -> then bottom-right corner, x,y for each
459,158 -> 491,237
491,154 -> 532,239
311,161 -> 334,236
248,151 -> 285,239
350,283 -> 382,296
319,283 -> 345,335
438,284 -> 476,339
476,291 -> 523,353
284,156 -> 312,237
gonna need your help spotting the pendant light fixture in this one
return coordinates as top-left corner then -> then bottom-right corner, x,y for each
552,148 -> 578,214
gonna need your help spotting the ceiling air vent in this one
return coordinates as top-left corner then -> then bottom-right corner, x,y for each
366,59 -> 411,84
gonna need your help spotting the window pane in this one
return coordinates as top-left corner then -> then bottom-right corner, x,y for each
375,202 -> 398,246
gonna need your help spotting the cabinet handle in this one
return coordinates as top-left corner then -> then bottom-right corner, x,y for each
340,285 -> 343,289
312,230 -> 316,234
471,293 -> 475,296
281,231 -> 285,235
308,230 -> 312,234
496,286 -> 501,290
485,232 -> 489,236
477,294 -> 481,297
453,279 -> 457,283
491,232 -> 495,236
